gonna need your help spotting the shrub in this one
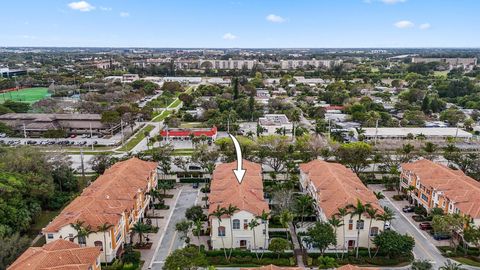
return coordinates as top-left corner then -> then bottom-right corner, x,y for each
318,256 -> 338,269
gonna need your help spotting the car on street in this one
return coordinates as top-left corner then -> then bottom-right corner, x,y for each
402,205 -> 415,213
192,182 -> 199,189
433,234 -> 451,240
419,222 -> 433,230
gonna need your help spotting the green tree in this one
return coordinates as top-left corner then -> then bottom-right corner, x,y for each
101,110 -> 120,135
256,210 -> 270,259
131,222 -> 150,245
439,260 -> 465,270
335,207 -> 350,259
97,222 -> 114,262
318,256 -> 338,269
185,205 -> 207,222
268,238 -> 291,259
295,194 -> 314,227
305,222 -> 336,255
209,205 -> 228,260
248,219 -> 260,259
335,142 -> 372,174
411,259 -> 433,270
224,204 -> 239,259
163,246 -> 208,270
373,230 -> 415,259
175,219 -> 192,244
279,209 -> 294,241
366,206 -> 379,258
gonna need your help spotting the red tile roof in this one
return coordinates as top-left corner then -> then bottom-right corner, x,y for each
8,239 -> 100,270
160,126 -> 217,138
337,265 -> 379,270
209,160 -> 269,217
402,159 -> 480,218
300,160 -> 382,218
43,157 -> 157,232
241,265 -> 302,270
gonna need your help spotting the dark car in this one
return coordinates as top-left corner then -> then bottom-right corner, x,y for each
419,222 -> 432,230
402,206 -> 415,213
433,234 -> 451,240
192,182 -> 199,189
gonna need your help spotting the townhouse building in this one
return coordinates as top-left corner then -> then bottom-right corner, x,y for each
8,239 -> 101,270
280,59 -> 342,70
299,160 -> 384,250
42,158 -> 158,263
400,159 -> 480,226
258,114 -> 293,136
209,160 -> 270,250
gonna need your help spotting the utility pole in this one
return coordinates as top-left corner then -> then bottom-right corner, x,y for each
374,118 -> 379,145
80,148 -> 86,183
120,119 -> 125,145
89,123 -> 94,150
328,119 -> 331,140
23,123 -> 27,138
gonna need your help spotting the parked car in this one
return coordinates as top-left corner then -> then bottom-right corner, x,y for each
0,133 -> 6,138
70,134 -> 77,138
402,206 -> 415,213
384,221 -> 391,230
419,222 -> 432,230
192,182 -> 199,189
433,234 -> 451,240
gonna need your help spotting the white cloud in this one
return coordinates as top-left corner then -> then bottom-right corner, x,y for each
68,1 -> 95,12
394,20 -> 415,29
222,33 -> 238,40
266,14 -> 286,23
419,23 -> 431,30
120,12 -> 130,17
382,0 -> 406,4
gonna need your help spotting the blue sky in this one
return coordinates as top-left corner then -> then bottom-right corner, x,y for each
1,0 -> 479,48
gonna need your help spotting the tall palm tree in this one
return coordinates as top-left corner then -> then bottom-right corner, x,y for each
70,220 -> 93,247
157,181 -> 171,196
373,191 -> 385,200
296,194 -> 314,227
248,219 -> 260,260
365,207 -> 379,258
224,204 -> 239,259
279,210 -> 294,241
328,216 -> 343,258
131,222 -> 150,245
256,210 -> 270,259
335,207 -> 349,259
192,219 -> 203,251
348,199 -> 371,258
97,223 -> 114,262
422,142 -> 437,160
209,205 -> 228,260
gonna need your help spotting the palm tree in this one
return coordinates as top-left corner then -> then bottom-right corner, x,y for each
373,191 -> 385,200
131,222 -> 150,245
439,260 -> 465,270
335,207 -> 349,259
328,216 -> 343,258
192,219 -> 203,251
256,210 -> 270,259
422,142 -> 437,160
70,220 -> 93,247
248,219 -> 260,260
296,194 -> 314,227
157,181 -> 172,196
279,209 -> 294,241
348,199 -> 371,258
224,204 -> 239,259
365,207 -> 379,258
97,223 -> 114,262
377,206 -> 395,228
209,205 -> 228,260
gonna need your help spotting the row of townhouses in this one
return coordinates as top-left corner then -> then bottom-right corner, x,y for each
8,158 -> 158,269
400,159 -> 480,227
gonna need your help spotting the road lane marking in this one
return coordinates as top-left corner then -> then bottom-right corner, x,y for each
167,231 -> 178,255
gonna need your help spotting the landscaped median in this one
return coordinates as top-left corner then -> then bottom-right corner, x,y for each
152,110 -> 172,122
438,246 -> 480,267
118,124 -> 155,152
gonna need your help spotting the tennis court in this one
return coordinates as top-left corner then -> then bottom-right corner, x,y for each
0,87 -> 51,104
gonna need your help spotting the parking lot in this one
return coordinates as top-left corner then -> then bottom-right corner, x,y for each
0,135 -> 120,147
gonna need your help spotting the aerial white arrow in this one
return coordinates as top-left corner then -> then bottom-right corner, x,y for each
229,133 -> 246,184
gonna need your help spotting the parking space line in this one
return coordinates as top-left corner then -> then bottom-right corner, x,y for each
384,196 -> 428,240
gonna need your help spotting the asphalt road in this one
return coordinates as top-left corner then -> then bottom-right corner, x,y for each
149,188 -> 199,270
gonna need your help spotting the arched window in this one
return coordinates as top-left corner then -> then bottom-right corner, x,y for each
232,219 -> 240,230
94,241 -> 103,251
370,227 -> 379,237
218,226 -> 226,237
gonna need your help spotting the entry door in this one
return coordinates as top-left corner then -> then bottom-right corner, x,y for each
348,240 -> 356,249
239,240 -> 247,248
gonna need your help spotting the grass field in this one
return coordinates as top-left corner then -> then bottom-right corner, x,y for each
118,124 -> 155,152
0,87 -> 50,104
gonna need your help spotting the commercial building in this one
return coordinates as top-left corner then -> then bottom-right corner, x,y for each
8,239 -> 101,270
361,127 -> 472,142
411,57 -> 477,69
42,158 -> 158,262
401,159 -> 480,226
258,114 -> 293,136
299,160 -> 384,250
199,59 -> 258,70
280,59 -> 342,70
209,160 -> 269,250
160,126 -> 218,141
0,113 -> 120,137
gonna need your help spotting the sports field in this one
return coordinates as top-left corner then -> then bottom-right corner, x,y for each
0,87 -> 51,104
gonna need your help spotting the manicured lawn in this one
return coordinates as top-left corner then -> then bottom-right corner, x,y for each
118,124 -> 155,151
172,148 -> 194,156
0,87 -> 50,104
168,98 -> 181,108
180,122 -> 203,128
152,110 -> 172,122
453,257 -> 480,267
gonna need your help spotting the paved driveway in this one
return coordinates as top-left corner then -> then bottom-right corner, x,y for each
149,188 -> 199,270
